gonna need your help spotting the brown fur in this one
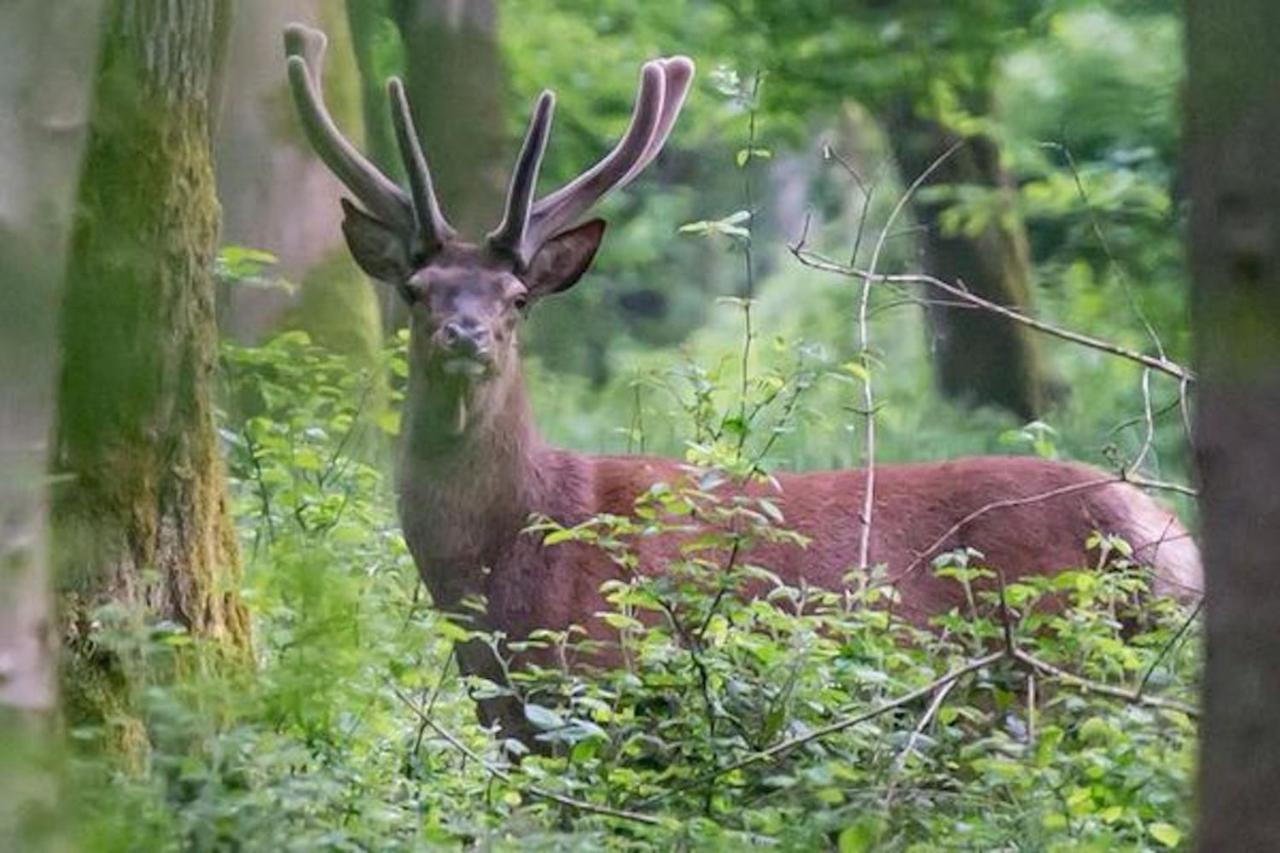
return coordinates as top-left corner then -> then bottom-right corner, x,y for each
397,350 -> 1203,738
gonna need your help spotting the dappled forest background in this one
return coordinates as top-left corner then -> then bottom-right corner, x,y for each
5,0 -> 1246,849
218,0 -> 1190,479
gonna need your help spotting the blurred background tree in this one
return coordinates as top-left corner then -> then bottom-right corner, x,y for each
217,0 -> 384,364
1187,0 -> 1280,845
217,0 -> 1186,462
485,0 -> 1188,478
0,2 -> 104,848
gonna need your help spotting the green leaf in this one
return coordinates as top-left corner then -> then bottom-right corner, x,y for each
376,410 -> 401,435
678,210 -> 751,240
838,817 -> 884,853
757,497 -> 785,524
523,704 -> 565,731
1148,822 -> 1182,848
542,528 -> 579,546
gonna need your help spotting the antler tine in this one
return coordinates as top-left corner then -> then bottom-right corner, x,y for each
487,91 -> 556,262
388,77 -> 454,255
283,24 -> 413,234
522,61 -> 668,251
619,57 -> 695,187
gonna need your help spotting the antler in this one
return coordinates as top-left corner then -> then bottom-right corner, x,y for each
284,23 -> 453,255
388,77 -> 455,254
486,91 -> 555,260
286,21 -> 691,267
487,56 -> 695,265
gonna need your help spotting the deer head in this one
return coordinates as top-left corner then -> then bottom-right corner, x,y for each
284,25 -> 693,402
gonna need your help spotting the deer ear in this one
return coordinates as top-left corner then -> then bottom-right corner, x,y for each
340,198 -> 414,283
524,219 -> 606,298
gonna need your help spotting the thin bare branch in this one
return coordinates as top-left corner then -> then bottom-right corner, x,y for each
788,249 -> 1195,385
1044,141 -> 1167,361
854,139 -> 966,573
888,477 -> 1117,586
883,678 -> 958,808
1136,598 -> 1204,697
1011,649 -> 1199,717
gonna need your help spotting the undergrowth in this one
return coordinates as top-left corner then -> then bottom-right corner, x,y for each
63,328 -> 1200,851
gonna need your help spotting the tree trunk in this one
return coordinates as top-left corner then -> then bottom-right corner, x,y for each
54,0 -> 249,734
886,109 -> 1049,420
216,0 -> 383,371
0,2 -> 105,846
390,0 -> 507,237
1187,0 -> 1280,847
346,0 -> 402,178
343,0 -> 506,330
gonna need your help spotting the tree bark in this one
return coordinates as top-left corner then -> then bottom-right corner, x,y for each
0,2 -> 105,846
346,0 -> 402,178
1187,0 -> 1280,847
54,0 -> 249,732
390,0 -> 507,237
886,109 -> 1050,421
216,0 -> 383,370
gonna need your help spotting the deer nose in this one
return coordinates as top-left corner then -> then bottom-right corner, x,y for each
441,319 -> 489,356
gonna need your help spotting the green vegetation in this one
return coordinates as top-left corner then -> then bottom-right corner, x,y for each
65,325 -> 1199,849
49,1 -> 1205,849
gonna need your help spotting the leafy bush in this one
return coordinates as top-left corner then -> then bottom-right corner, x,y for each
64,325 -> 1199,851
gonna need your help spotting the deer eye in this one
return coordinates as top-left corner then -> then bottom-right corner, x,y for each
512,294 -> 529,312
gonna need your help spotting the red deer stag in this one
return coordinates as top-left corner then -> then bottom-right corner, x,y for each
284,25 -> 1201,740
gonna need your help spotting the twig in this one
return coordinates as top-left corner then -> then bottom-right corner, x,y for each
824,144 -> 868,194
883,678 -> 958,809
1129,368 -> 1158,475
886,472 -> 1199,592
888,477 -> 1119,585
1047,141 -> 1168,361
732,71 -> 762,457
642,651 -> 1005,806
855,139 -> 966,572
1027,673 -> 1037,742
995,569 -> 1017,656
411,648 -> 457,757
788,250 -> 1195,385
1011,649 -> 1199,717
1122,474 -> 1199,499
638,632 -> 1201,811
1179,374 -> 1195,449
1136,598 -> 1204,698
390,684 -> 665,826
1108,392 -> 1182,445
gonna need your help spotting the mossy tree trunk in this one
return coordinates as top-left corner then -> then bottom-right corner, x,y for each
54,0 -> 249,731
216,0 -> 383,371
0,2 -> 105,846
346,0 -> 402,178
886,106 -> 1049,421
390,0 -> 507,237
1187,0 -> 1280,846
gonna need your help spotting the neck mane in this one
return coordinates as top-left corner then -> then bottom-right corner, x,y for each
401,353 -> 541,467
397,347 -> 554,606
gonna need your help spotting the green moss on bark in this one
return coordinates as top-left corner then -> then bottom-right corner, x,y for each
55,0 -> 250,738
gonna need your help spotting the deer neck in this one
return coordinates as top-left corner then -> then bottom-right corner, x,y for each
397,349 -> 549,600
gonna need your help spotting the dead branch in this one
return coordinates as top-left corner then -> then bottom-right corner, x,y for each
788,247 -> 1195,385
